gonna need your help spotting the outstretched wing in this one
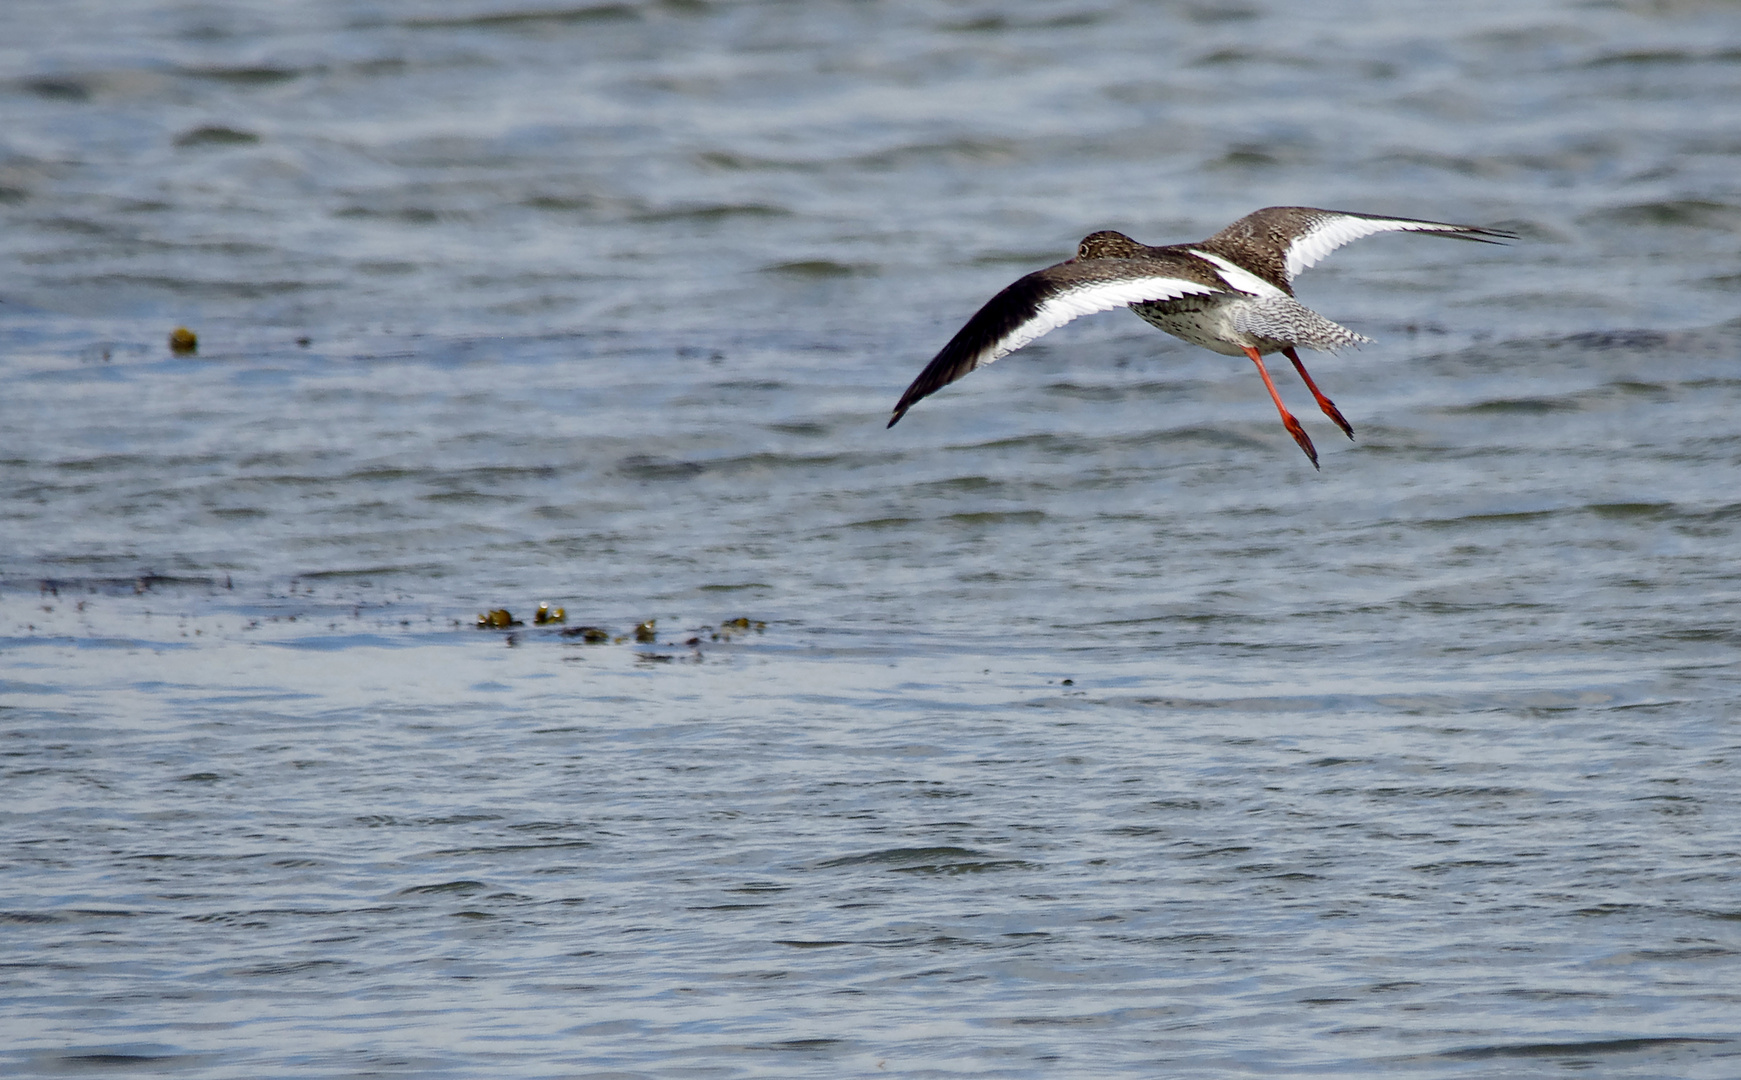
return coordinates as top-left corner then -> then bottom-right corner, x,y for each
1202,206 -> 1517,288
888,259 -> 1228,427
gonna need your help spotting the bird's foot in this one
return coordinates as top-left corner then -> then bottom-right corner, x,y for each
1282,347 -> 1354,441
1281,412 -> 1320,470
1318,397 -> 1354,441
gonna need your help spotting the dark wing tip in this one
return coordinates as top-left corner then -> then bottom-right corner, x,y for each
1437,224 -> 1520,245
886,351 -> 969,428
885,269 -> 1059,430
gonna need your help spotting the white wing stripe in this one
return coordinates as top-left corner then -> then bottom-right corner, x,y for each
983,276 -> 1223,365
1187,249 -> 1287,298
1285,216 -> 1475,281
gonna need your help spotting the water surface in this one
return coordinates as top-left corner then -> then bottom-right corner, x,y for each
4,1 -> 1741,1076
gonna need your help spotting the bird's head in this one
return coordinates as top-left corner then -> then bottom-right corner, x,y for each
1073,230 -> 1146,261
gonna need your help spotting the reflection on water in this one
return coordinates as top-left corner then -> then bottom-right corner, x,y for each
4,1 -> 1741,1077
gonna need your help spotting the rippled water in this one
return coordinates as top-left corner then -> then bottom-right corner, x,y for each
4,1 -> 1741,1077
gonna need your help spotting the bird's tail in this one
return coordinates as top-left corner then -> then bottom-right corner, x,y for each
1234,299 -> 1371,352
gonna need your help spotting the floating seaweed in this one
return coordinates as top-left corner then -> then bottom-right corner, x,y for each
707,616 -> 767,641
480,611 -> 766,654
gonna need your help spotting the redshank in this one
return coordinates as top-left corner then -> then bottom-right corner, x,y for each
887,206 -> 1514,468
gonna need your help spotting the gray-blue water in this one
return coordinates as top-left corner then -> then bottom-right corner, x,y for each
4,1 -> 1741,1076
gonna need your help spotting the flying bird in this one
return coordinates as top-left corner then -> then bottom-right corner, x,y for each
887,206 -> 1514,468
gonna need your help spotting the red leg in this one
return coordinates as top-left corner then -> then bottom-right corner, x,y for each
1282,346 -> 1353,441
1244,346 -> 1318,470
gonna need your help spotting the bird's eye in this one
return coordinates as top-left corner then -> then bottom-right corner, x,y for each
1077,244 -> 1089,259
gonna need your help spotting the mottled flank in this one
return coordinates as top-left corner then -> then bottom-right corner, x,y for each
1135,292 -> 1371,355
